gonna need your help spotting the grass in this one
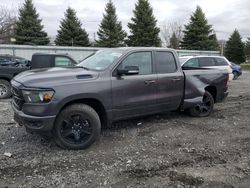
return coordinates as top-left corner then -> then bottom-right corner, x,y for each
241,63 -> 250,70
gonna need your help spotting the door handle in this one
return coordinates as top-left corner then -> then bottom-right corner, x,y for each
144,80 -> 156,85
171,78 -> 181,82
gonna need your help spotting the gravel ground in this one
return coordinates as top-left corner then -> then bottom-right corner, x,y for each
1,72 -> 250,188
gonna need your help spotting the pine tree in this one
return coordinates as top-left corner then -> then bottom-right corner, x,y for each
180,6 -> 219,50
55,7 -> 90,46
15,0 -> 49,45
169,32 -> 179,49
245,38 -> 250,57
224,30 -> 245,64
96,0 -> 126,47
209,33 -> 220,51
127,0 -> 161,47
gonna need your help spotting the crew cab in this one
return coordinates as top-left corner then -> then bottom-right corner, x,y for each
0,53 -> 77,99
11,48 -> 229,149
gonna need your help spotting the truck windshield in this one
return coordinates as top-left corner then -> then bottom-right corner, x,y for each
78,50 -> 123,71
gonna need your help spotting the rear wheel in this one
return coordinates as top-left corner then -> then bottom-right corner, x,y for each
53,104 -> 101,149
189,91 -> 214,117
0,79 -> 11,99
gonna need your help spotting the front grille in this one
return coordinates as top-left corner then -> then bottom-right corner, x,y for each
12,86 -> 24,110
11,86 -> 21,96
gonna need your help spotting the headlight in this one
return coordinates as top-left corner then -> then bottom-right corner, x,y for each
22,89 -> 54,103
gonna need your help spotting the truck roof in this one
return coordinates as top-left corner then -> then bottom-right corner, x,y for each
32,52 -> 71,56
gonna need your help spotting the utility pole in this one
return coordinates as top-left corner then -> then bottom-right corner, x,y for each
219,40 -> 225,56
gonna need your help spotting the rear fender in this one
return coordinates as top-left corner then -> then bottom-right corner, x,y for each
182,74 -> 210,110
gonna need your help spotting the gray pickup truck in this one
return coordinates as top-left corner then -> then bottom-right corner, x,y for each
11,48 -> 229,149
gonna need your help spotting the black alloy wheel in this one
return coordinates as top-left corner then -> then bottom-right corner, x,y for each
53,104 -> 101,149
189,91 -> 214,117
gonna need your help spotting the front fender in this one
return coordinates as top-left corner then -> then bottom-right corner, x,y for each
56,93 -> 107,114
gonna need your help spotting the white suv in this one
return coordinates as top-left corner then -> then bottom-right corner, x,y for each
179,56 -> 234,80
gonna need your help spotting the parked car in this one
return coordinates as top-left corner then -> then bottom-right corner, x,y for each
0,53 -> 77,99
0,54 -> 29,67
179,56 -> 234,80
11,48 -> 229,149
230,62 -> 242,80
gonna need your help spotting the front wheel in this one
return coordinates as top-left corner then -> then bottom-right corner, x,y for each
189,91 -> 214,117
53,104 -> 101,149
0,79 -> 11,99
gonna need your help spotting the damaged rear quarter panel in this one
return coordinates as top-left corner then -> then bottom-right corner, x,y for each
182,69 -> 227,109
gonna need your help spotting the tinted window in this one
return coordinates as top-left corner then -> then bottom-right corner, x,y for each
0,58 -> 7,63
120,52 -> 152,75
183,58 -> 199,67
0,56 -> 12,61
32,55 -> 52,68
198,57 -> 216,67
55,57 -> 72,67
214,57 -> 228,66
155,51 -> 177,73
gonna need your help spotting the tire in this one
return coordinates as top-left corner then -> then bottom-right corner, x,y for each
189,91 -> 214,117
53,104 -> 101,150
233,72 -> 239,80
0,79 -> 11,99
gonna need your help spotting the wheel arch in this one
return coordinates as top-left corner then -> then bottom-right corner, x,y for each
0,76 -> 11,82
205,85 -> 217,102
58,98 -> 108,128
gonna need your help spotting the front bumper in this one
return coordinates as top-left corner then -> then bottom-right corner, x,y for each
12,101 -> 56,132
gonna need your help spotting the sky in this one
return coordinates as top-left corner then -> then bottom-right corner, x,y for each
2,0 -> 250,42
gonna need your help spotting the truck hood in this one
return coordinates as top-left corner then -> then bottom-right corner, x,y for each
13,67 -> 99,88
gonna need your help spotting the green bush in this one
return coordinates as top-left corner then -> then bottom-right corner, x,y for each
241,64 -> 250,70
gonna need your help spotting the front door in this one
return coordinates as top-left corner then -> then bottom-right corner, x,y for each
111,51 -> 157,120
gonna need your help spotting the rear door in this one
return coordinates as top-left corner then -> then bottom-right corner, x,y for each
154,51 -> 184,110
111,51 -> 157,120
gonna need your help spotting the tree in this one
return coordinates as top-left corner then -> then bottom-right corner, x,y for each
161,21 -> 182,48
55,7 -> 90,46
245,38 -> 250,58
224,30 -> 245,64
96,0 -> 126,47
15,0 -> 49,45
127,0 -> 161,47
0,6 -> 16,44
169,32 -> 179,49
209,33 -> 220,51
180,6 -> 219,50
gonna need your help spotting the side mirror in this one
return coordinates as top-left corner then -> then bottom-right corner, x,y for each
117,66 -> 139,76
